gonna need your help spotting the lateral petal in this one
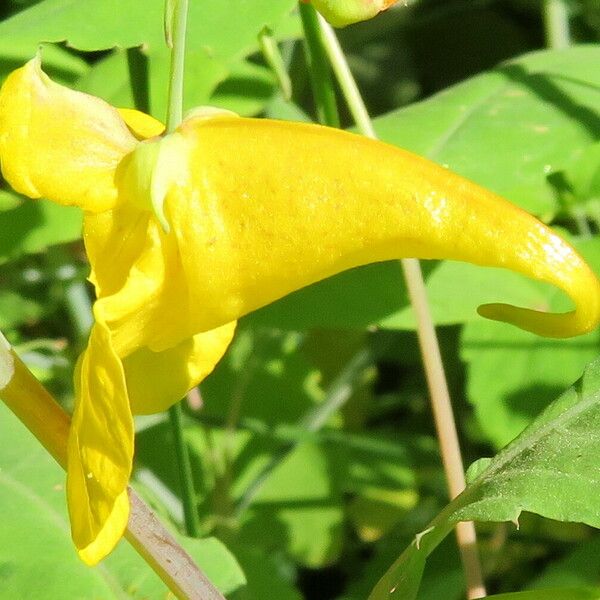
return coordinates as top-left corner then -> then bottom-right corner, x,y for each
66,317 -> 134,565
0,57 -> 136,212
124,321 -> 237,415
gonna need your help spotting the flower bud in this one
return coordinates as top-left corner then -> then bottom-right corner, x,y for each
304,0 -> 397,27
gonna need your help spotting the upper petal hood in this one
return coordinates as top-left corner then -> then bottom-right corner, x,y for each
0,56 -> 137,212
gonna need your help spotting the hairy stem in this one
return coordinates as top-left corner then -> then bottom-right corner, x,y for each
316,14 -> 486,599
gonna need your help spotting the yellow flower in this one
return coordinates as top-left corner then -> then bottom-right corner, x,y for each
0,56 -> 598,565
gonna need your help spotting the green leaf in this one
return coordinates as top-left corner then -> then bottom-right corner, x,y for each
0,401 -> 244,598
0,200 -> 82,265
454,355 -> 600,527
369,357 -> 600,599
462,321 -> 600,448
374,46 -> 600,218
210,60 -> 276,116
236,440 -> 345,568
483,589 -> 600,600
0,0 -> 296,55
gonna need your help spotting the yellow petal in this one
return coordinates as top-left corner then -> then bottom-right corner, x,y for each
66,317 -> 133,565
161,115 -> 598,339
83,208 -> 190,357
123,321 -> 237,415
118,108 -> 165,140
0,57 -> 136,212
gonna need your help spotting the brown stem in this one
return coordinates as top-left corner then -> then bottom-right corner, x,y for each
401,259 -> 486,599
316,16 -> 486,598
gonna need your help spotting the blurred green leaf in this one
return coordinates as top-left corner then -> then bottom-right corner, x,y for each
483,590 -> 600,600
0,200 -> 82,265
0,190 -> 22,212
0,290 -> 42,330
528,537 -> 600,590
0,0 -> 296,54
228,543 -> 303,600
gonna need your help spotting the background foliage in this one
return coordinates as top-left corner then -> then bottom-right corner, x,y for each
1,0 -> 600,598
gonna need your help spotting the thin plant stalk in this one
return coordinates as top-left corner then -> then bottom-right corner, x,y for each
165,0 -> 189,133
316,13 -> 486,599
164,0 -> 202,538
258,27 -> 293,100
0,336 -> 225,600
543,0 -> 571,50
169,402 -> 201,536
298,1 -> 340,127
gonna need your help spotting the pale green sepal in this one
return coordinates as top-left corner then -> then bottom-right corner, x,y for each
0,331 -> 14,390
122,132 -> 189,233
150,133 -> 189,233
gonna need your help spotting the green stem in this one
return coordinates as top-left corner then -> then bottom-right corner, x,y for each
164,0 -> 199,538
315,14 -> 486,599
63,280 -> 94,342
543,0 -> 571,50
317,18 -> 375,137
169,403 -> 200,536
50,248 -> 93,348
165,0 -> 189,132
299,2 -> 339,127
258,27 -> 293,101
